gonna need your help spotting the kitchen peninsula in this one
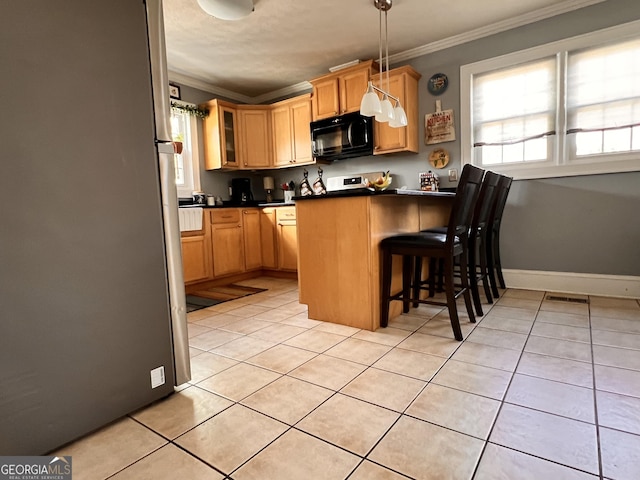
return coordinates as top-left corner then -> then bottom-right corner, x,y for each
295,190 -> 454,331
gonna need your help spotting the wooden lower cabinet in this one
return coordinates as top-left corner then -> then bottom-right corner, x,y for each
260,208 -> 278,269
276,207 -> 298,271
182,206 -> 298,287
181,230 -> 213,284
242,208 -> 262,271
210,210 -> 244,277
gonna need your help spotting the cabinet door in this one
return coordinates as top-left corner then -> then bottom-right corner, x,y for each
340,68 -> 370,115
290,98 -> 313,164
312,77 -> 340,120
260,209 -> 278,269
242,209 -> 262,271
276,207 -> 298,271
211,221 -> 244,277
373,73 -> 406,153
239,108 -> 271,168
277,222 -> 298,271
201,100 -> 224,170
373,66 -> 420,155
220,105 -> 240,168
271,105 -> 293,167
181,234 -> 213,283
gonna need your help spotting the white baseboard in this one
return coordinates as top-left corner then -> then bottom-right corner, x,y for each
503,269 -> 640,299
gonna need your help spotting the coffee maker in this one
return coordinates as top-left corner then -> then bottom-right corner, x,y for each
230,178 -> 254,205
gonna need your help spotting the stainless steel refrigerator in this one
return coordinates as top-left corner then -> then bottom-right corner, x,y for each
0,0 -> 190,454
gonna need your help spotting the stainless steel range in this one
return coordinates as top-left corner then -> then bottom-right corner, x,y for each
325,172 -> 385,192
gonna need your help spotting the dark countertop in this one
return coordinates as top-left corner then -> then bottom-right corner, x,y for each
293,188 -> 455,201
179,201 -> 294,209
179,189 -> 455,208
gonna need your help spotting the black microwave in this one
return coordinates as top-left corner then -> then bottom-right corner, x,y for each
310,112 -> 374,161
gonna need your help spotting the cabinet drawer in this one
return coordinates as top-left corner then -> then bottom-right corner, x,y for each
211,209 -> 240,224
276,207 -> 296,222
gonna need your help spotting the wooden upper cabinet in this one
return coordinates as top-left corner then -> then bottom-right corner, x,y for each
340,67 -> 372,116
237,106 -> 272,169
271,94 -> 313,167
372,65 -> 422,155
310,60 -> 379,120
200,99 -> 240,170
311,77 -> 340,120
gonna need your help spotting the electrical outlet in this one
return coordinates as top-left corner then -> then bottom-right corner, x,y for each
448,169 -> 458,182
150,366 -> 165,388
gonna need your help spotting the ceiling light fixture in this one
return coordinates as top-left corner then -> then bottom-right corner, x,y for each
360,0 -> 407,128
196,0 -> 254,21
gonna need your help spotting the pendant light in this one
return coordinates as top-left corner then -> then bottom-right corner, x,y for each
359,0 -> 407,128
197,0 -> 254,20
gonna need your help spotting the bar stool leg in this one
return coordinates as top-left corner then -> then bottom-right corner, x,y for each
412,256 -> 422,308
402,255 -> 412,313
380,247 -> 392,328
459,246 -> 476,324
468,236 -> 484,317
443,255 -> 463,341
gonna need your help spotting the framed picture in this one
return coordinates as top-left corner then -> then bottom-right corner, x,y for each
169,84 -> 181,100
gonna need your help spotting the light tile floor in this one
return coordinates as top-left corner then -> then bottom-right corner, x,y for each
55,277 -> 640,480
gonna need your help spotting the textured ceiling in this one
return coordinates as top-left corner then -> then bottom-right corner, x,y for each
163,0 -> 603,102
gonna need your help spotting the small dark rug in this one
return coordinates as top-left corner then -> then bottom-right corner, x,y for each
186,284 -> 267,312
186,295 -> 223,312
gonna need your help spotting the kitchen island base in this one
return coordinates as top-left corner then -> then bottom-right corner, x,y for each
296,192 -> 453,331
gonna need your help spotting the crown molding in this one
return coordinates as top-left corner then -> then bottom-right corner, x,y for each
390,0 -> 606,64
168,71 -> 254,103
171,0 -> 606,103
168,71 -> 312,104
250,81 -> 313,104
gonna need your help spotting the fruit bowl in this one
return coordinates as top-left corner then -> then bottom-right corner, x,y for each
365,173 -> 393,191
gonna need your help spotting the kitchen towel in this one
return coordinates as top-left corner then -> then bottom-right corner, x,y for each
178,207 -> 203,232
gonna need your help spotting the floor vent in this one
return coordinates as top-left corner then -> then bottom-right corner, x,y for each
545,295 -> 589,304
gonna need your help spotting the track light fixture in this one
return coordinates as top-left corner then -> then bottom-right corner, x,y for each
360,0 -> 407,128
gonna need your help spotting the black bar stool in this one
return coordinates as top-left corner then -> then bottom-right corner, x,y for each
486,175 -> 513,298
380,164 -> 485,341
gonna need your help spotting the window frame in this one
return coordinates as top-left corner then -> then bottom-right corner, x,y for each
170,100 -> 201,198
460,19 -> 640,180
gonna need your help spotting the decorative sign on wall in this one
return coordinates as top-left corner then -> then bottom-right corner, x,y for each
427,73 -> 448,95
425,100 -> 455,145
428,148 -> 450,169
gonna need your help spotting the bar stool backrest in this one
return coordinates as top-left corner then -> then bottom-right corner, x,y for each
446,164 -> 485,247
489,175 -> 513,234
472,170 -> 501,235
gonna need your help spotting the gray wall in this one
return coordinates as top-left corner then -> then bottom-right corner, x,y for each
177,0 -> 640,277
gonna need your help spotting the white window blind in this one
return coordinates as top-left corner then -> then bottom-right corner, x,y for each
461,20 -> 640,179
473,57 -> 556,147
567,38 -> 640,157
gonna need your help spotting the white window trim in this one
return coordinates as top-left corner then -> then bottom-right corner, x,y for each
461,19 -> 640,180
171,100 -> 201,198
